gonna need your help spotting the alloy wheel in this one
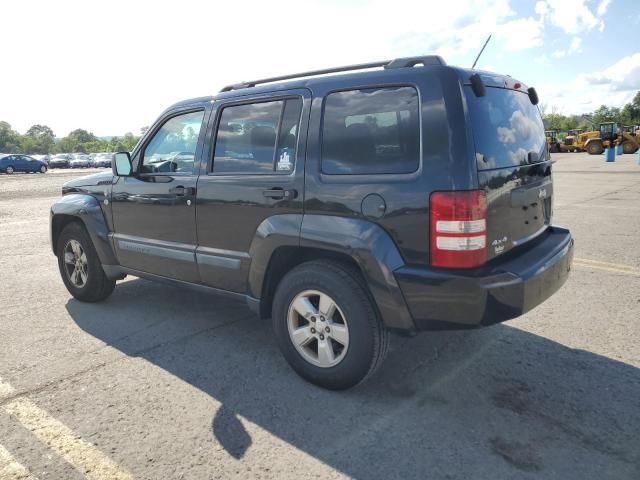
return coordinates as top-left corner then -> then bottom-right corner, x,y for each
63,239 -> 88,288
287,289 -> 350,368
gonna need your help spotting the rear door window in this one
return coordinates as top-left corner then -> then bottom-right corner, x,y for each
213,98 -> 303,174
465,86 -> 546,170
321,86 -> 420,175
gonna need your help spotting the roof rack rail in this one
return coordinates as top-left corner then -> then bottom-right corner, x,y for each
219,55 -> 446,92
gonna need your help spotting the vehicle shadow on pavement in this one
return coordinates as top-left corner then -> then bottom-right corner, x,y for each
67,278 -> 640,479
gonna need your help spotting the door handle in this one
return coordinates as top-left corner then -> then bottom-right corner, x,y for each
263,188 -> 296,199
169,186 -> 196,196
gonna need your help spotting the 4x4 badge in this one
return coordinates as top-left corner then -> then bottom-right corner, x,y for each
492,236 -> 508,254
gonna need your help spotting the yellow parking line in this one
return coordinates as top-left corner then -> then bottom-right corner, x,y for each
3,399 -> 133,480
574,257 -> 637,271
0,444 -> 38,480
573,261 -> 640,277
0,377 -> 132,480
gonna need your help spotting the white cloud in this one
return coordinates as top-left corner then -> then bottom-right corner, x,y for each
496,17 -> 545,51
551,36 -> 582,58
387,0 -> 521,60
597,0 -> 611,16
538,0 -> 601,34
537,53 -> 640,115
534,54 -> 550,65
581,53 -> 640,91
535,0 -> 549,18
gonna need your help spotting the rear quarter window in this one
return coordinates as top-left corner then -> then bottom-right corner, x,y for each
321,86 -> 420,175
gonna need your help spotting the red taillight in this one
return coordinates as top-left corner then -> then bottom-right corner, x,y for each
430,190 -> 487,268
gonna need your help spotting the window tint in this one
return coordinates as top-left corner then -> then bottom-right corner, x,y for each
464,86 -> 546,170
213,98 -> 302,174
141,110 -> 204,174
321,87 -> 420,175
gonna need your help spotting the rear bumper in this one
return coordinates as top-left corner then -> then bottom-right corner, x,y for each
394,226 -> 573,330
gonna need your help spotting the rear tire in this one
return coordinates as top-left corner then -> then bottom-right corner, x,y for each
57,222 -> 115,302
5,165 -> 14,174
587,142 -> 603,155
272,260 -> 389,390
622,141 -> 637,154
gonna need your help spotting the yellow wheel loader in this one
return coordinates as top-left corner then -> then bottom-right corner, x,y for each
545,130 -> 560,153
573,123 -> 639,155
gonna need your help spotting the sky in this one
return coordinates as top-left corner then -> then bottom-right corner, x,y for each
2,0 -> 639,137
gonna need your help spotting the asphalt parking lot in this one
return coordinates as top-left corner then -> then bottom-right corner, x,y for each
1,154 -> 639,480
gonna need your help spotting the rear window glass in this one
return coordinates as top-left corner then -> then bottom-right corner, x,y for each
465,86 -> 546,170
321,87 -> 420,175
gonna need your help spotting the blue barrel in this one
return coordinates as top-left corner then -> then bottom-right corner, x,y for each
616,144 -> 623,155
605,148 -> 615,162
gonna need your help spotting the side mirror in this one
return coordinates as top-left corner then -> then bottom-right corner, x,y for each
113,152 -> 133,176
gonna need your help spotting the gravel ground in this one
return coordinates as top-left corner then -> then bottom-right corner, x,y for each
0,154 -> 639,479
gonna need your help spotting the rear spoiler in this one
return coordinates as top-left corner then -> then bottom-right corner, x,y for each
467,72 -> 539,104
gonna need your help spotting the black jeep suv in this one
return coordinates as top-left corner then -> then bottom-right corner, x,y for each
51,56 -> 573,390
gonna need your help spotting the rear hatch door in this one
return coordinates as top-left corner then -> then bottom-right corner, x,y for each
465,82 -> 553,261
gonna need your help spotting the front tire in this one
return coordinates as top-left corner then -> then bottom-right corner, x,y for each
272,260 -> 389,390
57,222 -> 115,302
5,165 -> 14,174
39,165 -> 47,173
587,142 -> 604,155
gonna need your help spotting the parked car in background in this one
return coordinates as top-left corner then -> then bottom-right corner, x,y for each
0,154 -> 48,174
70,154 -> 92,168
94,153 -> 114,168
31,154 -> 51,165
49,154 -> 72,168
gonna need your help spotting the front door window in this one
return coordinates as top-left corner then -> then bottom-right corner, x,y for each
141,111 -> 205,174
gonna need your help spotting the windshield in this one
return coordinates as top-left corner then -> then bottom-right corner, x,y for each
465,86 -> 546,170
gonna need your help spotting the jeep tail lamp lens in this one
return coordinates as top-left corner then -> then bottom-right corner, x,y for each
430,190 -> 487,268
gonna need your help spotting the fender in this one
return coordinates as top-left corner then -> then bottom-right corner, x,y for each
248,214 -> 302,297
50,194 -> 118,266
248,214 -> 415,331
299,215 -> 415,331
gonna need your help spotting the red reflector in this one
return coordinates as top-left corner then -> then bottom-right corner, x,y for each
513,82 -> 521,89
430,190 -> 487,268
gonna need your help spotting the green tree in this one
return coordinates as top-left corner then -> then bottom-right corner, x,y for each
0,121 -> 20,153
592,105 -> 621,124
620,91 -> 640,125
543,106 -> 565,131
25,124 -> 56,154
560,116 -> 579,131
17,136 -> 37,153
68,129 -> 97,145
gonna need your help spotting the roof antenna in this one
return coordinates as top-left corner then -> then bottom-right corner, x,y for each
471,34 -> 492,69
